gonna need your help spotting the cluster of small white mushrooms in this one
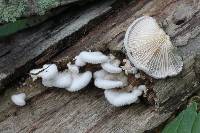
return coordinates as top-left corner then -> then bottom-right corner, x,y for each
28,51 -> 146,107
11,16 -> 183,106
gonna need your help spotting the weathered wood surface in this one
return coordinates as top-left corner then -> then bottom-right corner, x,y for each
0,0 -> 200,132
0,0 -> 117,90
0,81 -> 172,133
54,0 -> 200,112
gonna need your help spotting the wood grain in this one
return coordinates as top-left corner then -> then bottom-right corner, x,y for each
0,0 -> 200,132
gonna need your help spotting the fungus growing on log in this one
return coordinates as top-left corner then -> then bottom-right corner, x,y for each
124,16 -> 183,79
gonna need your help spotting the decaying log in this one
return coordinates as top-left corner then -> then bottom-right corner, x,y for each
0,0 -> 200,132
0,84 -> 172,133
0,0 -> 119,90
53,0 -> 200,113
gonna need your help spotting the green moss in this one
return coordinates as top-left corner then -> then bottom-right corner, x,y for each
0,0 -> 60,23
36,0 -> 59,15
0,0 -> 26,23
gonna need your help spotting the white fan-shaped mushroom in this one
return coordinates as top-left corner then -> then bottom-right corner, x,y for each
95,79 -> 123,90
11,93 -> 26,106
30,64 -> 72,88
94,70 -> 127,90
93,69 -> 108,79
67,71 -> 92,92
104,89 -> 143,107
137,85 -> 147,91
101,62 -> 122,73
101,54 -> 122,73
37,64 -> 58,80
75,56 -> 86,66
124,16 -> 183,79
53,72 -> 72,88
77,51 -> 109,64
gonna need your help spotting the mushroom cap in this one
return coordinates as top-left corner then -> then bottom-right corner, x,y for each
54,72 -> 72,88
104,89 -> 143,107
94,79 -> 124,90
67,71 -> 92,92
78,51 -> 109,64
38,64 -> 58,80
11,93 -> 26,106
124,16 -> 183,79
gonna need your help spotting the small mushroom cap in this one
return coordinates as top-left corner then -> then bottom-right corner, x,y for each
78,51 -> 109,64
104,89 -> 143,107
67,71 -> 92,92
101,62 -> 122,74
38,64 -> 58,80
124,16 -> 183,79
94,79 -> 124,90
53,72 -> 72,88
11,93 -> 26,106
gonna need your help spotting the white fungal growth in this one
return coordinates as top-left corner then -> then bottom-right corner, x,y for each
135,73 -> 141,79
101,54 -> 122,73
11,93 -> 26,106
67,62 -> 79,73
104,89 -> 142,107
66,63 -> 92,92
124,16 -> 183,79
104,85 -> 147,107
37,64 -> 58,80
75,56 -> 86,67
94,70 -> 127,90
75,51 -> 109,65
67,71 -> 92,92
53,72 -> 72,88
95,79 -> 123,90
137,85 -> 147,91
93,69 -> 108,79
30,63 -> 92,91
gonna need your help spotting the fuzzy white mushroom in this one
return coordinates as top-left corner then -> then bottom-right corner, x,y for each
93,69 -> 108,79
67,71 -> 92,92
30,64 -> 72,88
30,63 -> 92,92
94,70 -> 127,90
101,54 -> 122,73
11,93 -> 26,106
104,85 -> 146,107
75,51 -> 109,66
53,72 -> 72,88
75,56 -> 86,67
124,16 -> 183,79
95,79 -> 124,90
66,63 -> 92,92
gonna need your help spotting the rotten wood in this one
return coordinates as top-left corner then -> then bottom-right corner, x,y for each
0,0 -> 200,132
53,0 -> 200,112
0,0 -> 118,90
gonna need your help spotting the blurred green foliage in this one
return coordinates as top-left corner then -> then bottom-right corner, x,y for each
162,102 -> 200,133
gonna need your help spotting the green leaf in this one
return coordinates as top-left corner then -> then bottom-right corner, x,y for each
162,102 -> 199,133
192,113 -> 200,133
